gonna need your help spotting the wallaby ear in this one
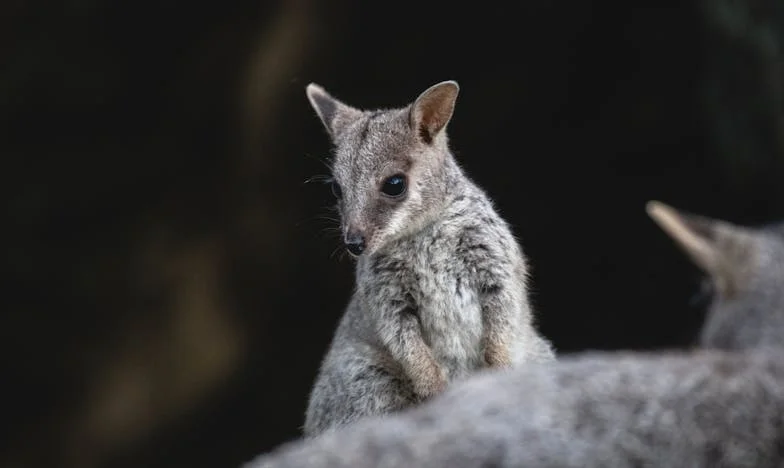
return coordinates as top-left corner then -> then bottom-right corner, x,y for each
646,200 -> 756,296
306,83 -> 362,140
409,80 -> 459,145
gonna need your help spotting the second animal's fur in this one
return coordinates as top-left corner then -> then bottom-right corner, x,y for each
302,81 -> 555,437
242,202 -> 784,468
647,201 -> 784,351
245,350 -> 784,468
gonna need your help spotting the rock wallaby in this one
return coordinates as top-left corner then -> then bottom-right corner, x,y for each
302,80 -> 555,437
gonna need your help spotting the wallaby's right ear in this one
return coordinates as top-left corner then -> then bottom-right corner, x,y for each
646,200 -> 756,296
410,81 -> 459,145
306,83 -> 362,141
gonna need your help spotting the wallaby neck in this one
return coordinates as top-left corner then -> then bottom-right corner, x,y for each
438,153 -> 471,203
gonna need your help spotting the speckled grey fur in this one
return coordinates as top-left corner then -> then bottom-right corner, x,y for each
245,350 -> 784,468
655,205 -> 784,351
643,201 -> 784,352
241,204 -> 784,468
301,81 -> 555,437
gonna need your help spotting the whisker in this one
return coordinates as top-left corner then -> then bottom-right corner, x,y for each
304,174 -> 333,185
303,152 -> 333,173
329,245 -> 344,260
319,230 -> 341,241
317,156 -> 333,171
313,216 -> 341,224
293,205 -> 341,227
338,249 -> 350,264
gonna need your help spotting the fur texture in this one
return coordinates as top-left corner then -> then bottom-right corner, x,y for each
302,81 -> 555,437
245,350 -> 784,468
242,202 -> 784,468
646,201 -> 784,351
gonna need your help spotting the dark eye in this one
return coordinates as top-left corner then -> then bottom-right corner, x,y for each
381,174 -> 407,197
330,180 -> 342,199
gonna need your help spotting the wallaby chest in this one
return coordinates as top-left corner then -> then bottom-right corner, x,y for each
362,221 -> 488,378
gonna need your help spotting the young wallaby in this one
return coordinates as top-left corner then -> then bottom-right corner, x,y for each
302,81 -> 555,436
646,200 -> 784,351
241,203 -> 784,468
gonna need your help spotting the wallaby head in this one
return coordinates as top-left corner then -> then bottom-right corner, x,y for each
646,200 -> 784,350
306,81 -> 460,257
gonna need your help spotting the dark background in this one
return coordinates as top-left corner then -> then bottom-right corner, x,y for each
4,1 -> 784,467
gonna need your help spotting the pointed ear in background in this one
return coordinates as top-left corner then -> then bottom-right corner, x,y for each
306,83 -> 362,140
646,200 -> 756,296
409,80 -> 459,144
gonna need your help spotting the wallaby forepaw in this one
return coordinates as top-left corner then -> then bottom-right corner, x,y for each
485,345 -> 513,368
413,366 -> 448,399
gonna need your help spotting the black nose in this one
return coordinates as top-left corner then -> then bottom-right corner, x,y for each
345,232 -> 366,256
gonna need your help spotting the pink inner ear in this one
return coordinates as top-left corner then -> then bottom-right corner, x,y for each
421,104 -> 450,134
415,86 -> 457,142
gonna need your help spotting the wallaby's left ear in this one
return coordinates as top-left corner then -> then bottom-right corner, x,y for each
410,81 -> 459,144
306,83 -> 362,141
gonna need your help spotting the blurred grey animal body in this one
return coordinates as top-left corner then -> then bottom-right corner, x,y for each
243,201 -> 784,468
301,81 -> 555,437
646,201 -> 784,351
248,350 -> 784,468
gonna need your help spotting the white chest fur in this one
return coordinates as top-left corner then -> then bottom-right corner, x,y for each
417,272 -> 484,380
396,231 -> 485,380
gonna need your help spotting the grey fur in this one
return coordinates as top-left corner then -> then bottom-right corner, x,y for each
241,203 -> 784,468
245,350 -> 784,468
646,201 -> 784,351
302,81 -> 555,437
